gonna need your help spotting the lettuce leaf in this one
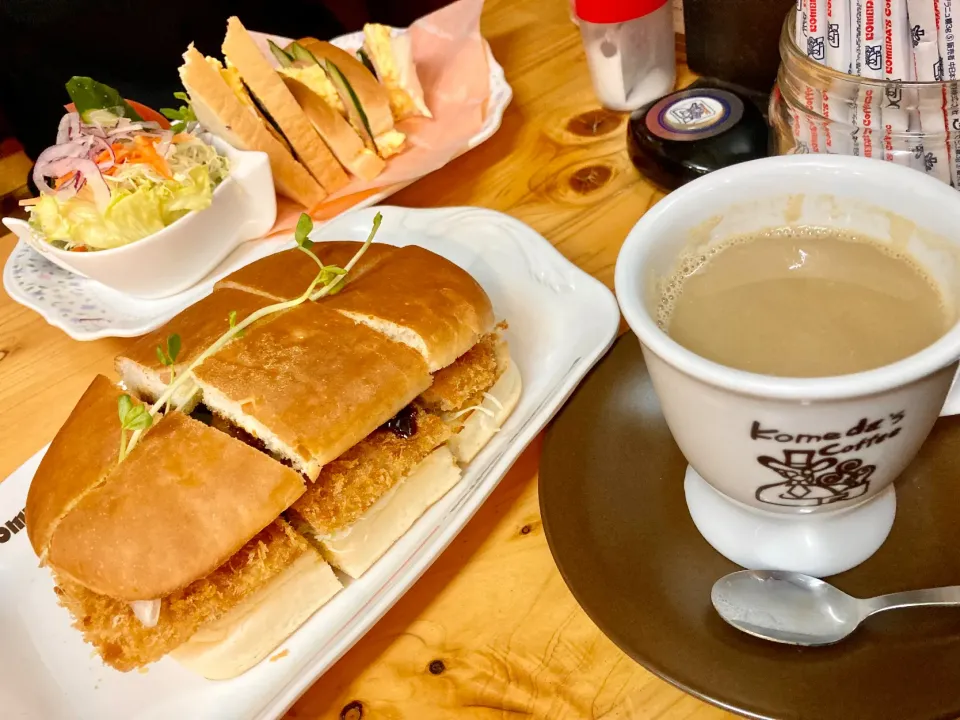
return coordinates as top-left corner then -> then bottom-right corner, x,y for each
31,166 -> 216,250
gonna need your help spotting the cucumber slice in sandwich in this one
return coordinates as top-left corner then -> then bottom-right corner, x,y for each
283,42 -> 376,152
268,40 -> 294,68
356,48 -> 378,79
323,59 -> 376,151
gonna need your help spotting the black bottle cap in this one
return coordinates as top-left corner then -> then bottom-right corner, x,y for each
627,84 -> 770,191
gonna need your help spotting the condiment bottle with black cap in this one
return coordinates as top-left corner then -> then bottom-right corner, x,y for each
575,0 -> 676,111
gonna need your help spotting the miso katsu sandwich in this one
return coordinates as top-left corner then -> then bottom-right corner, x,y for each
30,214 -> 520,677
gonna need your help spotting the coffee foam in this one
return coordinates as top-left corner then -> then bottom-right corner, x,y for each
656,226 -> 951,331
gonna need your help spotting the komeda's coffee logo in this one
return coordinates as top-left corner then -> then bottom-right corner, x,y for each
0,508 -> 26,544
749,413 -> 905,508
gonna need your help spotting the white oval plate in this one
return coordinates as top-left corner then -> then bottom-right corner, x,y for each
2,34 -> 512,340
0,205 -> 620,720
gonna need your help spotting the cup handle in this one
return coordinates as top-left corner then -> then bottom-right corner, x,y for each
940,368 -> 960,417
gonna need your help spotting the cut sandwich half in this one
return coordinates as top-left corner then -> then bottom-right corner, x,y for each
223,17 -> 349,194
293,38 -> 407,159
27,376 -> 340,676
362,24 -> 433,121
178,45 -> 326,208
287,405 -> 458,577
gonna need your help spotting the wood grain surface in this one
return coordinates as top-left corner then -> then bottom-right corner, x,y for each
0,0 -> 734,717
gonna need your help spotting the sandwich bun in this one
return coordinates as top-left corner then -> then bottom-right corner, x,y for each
324,245 -> 496,372
214,241 -> 396,301
179,45 -> 326,208
171,547 -> 341,679
26,375 -> 125,560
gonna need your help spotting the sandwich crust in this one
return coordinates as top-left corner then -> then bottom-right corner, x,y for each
47,412 -> 305,601
214,242 -> 396,302
54,520 -> 307,672
192,302 -> 432,479
223,18 -> 349,194
26,375 -> 125,559
324,245 -> 496,371
179,44 -> 326,208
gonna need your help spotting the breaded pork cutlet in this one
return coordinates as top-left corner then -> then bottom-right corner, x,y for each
54,521 -> 307,672
418,331 -> 502,414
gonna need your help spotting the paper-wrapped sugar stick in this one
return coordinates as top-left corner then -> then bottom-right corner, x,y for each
806,0 -> 828,60
881,0 -> 914,164
827,0 -> 853,72
798,0 -> 808,49
907,0 -> 952,182
855,0 -> 885,156
937,0 -> 960,184
823,0 -> 856,154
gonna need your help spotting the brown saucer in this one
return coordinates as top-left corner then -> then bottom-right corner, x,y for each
540,334 -> 960,720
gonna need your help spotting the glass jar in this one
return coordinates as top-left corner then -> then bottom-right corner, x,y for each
770,13 -> 960,188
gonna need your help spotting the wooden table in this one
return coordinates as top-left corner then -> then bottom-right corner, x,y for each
0,0 -> 735,717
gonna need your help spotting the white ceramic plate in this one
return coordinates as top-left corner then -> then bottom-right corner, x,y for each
2,35 -> 512,340
0,205 -> 620,720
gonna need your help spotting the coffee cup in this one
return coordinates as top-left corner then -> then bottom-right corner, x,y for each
615,154 -> 960,576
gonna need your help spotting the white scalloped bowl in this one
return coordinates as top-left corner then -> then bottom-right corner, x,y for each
2,138 -> 276,300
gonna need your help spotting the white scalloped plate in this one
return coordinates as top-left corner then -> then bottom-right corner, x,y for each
0,205 -> 619,720
2,32 -> 512,340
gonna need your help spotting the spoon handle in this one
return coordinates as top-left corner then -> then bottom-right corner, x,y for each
864,586 -> 960,616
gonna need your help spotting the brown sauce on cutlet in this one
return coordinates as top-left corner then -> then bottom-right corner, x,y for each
381,405 -> 418,438
190,404 -> 298,472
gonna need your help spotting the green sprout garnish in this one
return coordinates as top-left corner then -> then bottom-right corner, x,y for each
119,212 -> 384,461
228,310 -> 245,338
160,92 -> 197,133
155,334 -> 181,412
117,394 -> 153,463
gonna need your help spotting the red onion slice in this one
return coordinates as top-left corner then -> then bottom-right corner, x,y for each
56,113 -> 81,144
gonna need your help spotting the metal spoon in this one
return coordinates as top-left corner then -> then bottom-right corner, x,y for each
711,569 -> 960,646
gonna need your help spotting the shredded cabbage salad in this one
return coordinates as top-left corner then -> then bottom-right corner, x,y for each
29,106 -> 230,251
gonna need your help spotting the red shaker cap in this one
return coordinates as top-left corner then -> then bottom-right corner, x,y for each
575,0 -> 668,24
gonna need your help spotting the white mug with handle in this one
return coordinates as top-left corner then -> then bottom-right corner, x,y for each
615,154 -> 960,577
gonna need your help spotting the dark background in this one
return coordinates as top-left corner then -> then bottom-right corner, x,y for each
0,0 -> 449,161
